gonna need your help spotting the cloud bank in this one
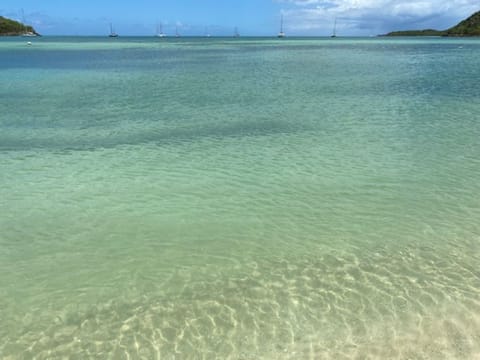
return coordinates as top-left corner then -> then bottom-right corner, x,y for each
277,0 -> 479,35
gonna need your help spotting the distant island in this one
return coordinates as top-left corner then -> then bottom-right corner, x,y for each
0,16 -> 40,36
384,10 -> 480,36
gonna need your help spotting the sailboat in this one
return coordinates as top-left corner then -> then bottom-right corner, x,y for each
156,23 -> 166,37
234,27 -> 240,38
20,9 -> 38,37
175,25 -> 180,37
331,18 -> 337,38
278,15 -> 285,38
109,23 -> 118,37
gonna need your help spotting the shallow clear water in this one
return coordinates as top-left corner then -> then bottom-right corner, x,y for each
1,36 -> 480,359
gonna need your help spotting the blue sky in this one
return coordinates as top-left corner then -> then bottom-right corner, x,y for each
1,1 -> 478,36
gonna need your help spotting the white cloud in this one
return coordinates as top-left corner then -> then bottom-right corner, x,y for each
276,0 -> 479,35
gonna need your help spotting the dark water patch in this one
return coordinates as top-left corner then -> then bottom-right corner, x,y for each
0,117 -> 304,152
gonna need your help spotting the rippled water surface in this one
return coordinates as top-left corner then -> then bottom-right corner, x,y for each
1,36 -> 480,359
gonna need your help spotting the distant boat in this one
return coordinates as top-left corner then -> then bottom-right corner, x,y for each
109,23 -> 118,37
331,18 -> 337,38
234,27 -> 240,38
278,15 -> 285,38
156,23 -> 166,37
21,31 -> 37,37
20,9 -> 38,37
175,25 -> 180,37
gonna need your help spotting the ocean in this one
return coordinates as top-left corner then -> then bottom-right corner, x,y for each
1,36 -> 479,359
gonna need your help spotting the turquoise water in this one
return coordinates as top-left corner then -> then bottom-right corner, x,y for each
1,36 -> 480,359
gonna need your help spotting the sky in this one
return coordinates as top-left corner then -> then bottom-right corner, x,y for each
1,1 -> 478,36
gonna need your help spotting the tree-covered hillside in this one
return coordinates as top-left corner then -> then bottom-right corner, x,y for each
383,10 -> 480,37
444,11 -> 480,36
0,16 -> 39,36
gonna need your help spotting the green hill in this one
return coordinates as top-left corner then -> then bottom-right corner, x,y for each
0,16 -> 39,36
444,10 -> 480,36
383,10 -> 480,37
383,29 -> 443,37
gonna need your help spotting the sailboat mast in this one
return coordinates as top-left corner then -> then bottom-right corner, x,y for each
331,18 -> 337,37
156,22 -> 165,37
278,14 -> 285,37
108,23 -> 118,37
